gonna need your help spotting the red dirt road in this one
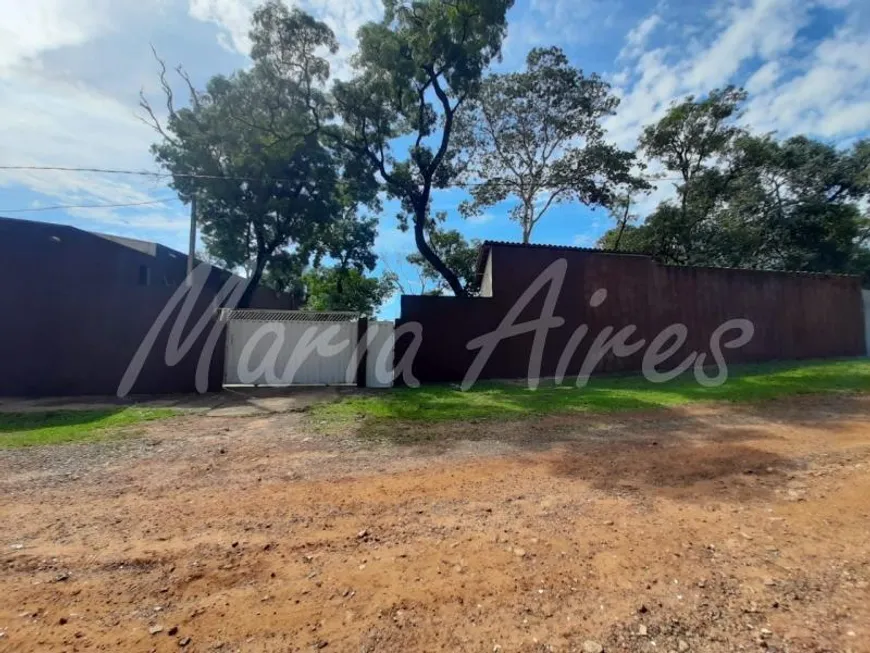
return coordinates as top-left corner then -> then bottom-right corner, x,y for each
2,394 -> 870,652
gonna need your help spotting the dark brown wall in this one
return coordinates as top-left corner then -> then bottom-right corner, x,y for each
397,245 -> 866,384
0,217 -> 295,397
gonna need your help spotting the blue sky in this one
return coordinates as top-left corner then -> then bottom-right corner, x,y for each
2,0 -> 869,317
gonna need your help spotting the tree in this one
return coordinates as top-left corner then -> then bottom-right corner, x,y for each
725,134 -> 870,273
598,223 -> 652,252
456,47 -> 646,243
333,0 -> 514,297
404,223 -> 481,295
601,191 -> 641,251
311,211 -> 379,282
260,249 -> 309,301
599,88 -> 870,278
261,206 -> 388,313
307,209 -> 384,307
141,2 -> 367,307
303,267 -> 393,315
635,86 -> 748,265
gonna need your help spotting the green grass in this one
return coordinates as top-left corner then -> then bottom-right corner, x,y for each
0,407 -> 177,449
311,358 -> 870,425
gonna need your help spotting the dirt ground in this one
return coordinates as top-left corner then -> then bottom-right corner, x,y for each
2,394 -> 870,653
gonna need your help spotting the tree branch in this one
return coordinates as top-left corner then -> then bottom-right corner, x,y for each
612,196 -> 632,251
151,44 -> 175,118
414,81 -> 432,150
137,91 -> 175,144
426,66 -> 463,178
175,65 -> 201,111
137,45 -> 180,144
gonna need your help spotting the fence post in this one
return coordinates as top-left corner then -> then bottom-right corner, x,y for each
356,317 -> 368,388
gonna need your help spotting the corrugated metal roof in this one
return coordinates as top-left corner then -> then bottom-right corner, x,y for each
479,240 -> 648,256
475,240 -> 649,279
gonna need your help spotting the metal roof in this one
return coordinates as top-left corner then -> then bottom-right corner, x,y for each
475,240 -> 649,278
218,309 -> 360,322
479,239 -> 649,256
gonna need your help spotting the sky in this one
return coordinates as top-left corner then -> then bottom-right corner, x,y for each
2,0 -> 869,317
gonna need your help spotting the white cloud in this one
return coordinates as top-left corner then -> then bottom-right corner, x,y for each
0,0 -> 228,242
743,25 -> 870,137
744,61 -> 781,94
467,212 -> 496,225
0,0 -> 179,207
187,0 -> 382,78
619,13 -> 662,60
0,0 -> 109,71
607,0 -> 870,151
0,72 -> 169,207
0,0 -> 385,245
188,0 -> 257,53
3,0 -> 870,251
65,204 -> 184,226
684,0 -> 808,89
600,0 -> 870,231
500,0 -> 616,69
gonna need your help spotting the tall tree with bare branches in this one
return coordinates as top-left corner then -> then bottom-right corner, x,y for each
140,2 -> 376,306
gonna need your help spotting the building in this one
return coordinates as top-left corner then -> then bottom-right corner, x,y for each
0,216 -> 295,396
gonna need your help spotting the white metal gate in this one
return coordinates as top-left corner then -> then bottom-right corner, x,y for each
366,321 -> 395,388
220,310 -> 360,386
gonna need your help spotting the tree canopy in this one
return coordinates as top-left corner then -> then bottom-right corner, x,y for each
456,46 -> 647,243
402,223 -> 481,295
333,0 -> 514,297
600,88 -> 870,281
143,1 -> 870,316
303,267 -> 394,315
141,1 -> 373,306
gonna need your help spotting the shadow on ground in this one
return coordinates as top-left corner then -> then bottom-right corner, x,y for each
334,393 -> 870,503
0,409 -> 128,432
345,391 -> 870,444
0,386 -> 348,417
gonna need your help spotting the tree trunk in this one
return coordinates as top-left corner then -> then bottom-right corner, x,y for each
237,257 -> 267,309
522,202 -> 534,244
613,219 -> 628,251
336,266 -> 345,297
413,217 -> 467,297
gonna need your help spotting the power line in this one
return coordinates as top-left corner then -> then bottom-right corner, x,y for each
0,165 -> 300,184
0,165 -> 169,177
0,164 -> 683,186
0,197 -> 182,214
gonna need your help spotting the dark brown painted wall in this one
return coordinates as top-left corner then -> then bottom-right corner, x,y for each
397,245 -> 866,384
0,217 -> 294,397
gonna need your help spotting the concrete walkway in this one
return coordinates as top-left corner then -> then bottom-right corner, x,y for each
0,386 -> 350,417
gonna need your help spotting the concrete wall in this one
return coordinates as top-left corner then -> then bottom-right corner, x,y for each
0,217 -> 295,397
480,251 -> 494,298
397,245 -> 866,384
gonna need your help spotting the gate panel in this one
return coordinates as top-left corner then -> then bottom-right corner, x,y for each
366,321 -> 395,388
222,311 -> 359,386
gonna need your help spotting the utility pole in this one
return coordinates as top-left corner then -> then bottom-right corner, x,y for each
187,195 -> 197,283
